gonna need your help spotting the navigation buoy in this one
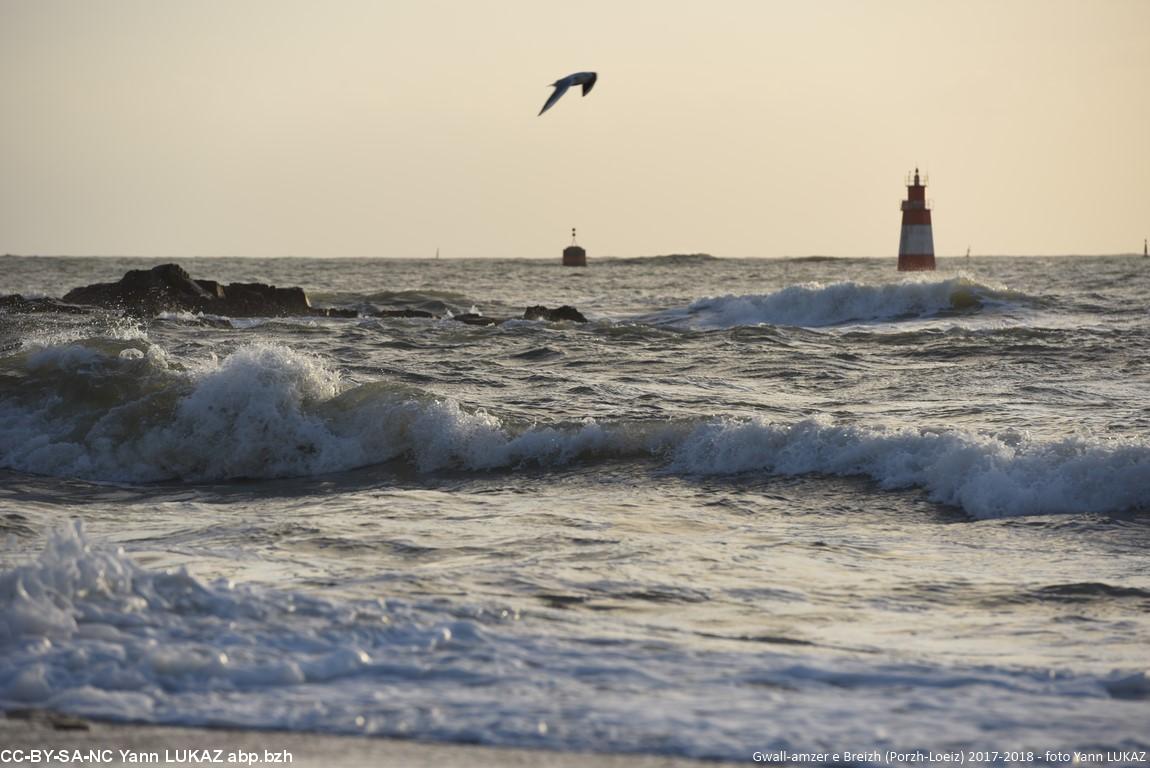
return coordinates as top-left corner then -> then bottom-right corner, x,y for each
898,168 -> 935,271
563,228 -> 587,267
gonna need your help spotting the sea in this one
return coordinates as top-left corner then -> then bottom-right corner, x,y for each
1,254 -> 1148,764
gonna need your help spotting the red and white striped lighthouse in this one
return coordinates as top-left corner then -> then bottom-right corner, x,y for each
898,168 -> 935,271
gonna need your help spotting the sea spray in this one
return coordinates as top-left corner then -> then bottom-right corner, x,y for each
2,340 -> 1147,518
0,522 -> 474,719
1,522 -> 1146,757
0,340 -> 682,482
648,275 -> 1031,329
4,255 -> 1150,759
670,415 -> 1150,518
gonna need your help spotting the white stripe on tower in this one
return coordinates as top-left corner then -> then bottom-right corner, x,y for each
898,225 -> 934,255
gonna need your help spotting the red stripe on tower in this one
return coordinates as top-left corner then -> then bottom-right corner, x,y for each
898,168 -> 935,271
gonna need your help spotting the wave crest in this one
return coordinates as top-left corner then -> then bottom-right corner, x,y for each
671,415 -> 1150,519
2,341 -> 1146,519
0,341 -> 680,482
652,276 -> 1029,329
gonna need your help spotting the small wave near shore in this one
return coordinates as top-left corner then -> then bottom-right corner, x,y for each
1,522 -> 1147,758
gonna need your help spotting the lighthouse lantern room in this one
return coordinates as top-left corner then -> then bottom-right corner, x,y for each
898,168 -> 935,271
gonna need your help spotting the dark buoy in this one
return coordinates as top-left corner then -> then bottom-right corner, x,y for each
562,227 -> 587,267
898,168 -> 935,271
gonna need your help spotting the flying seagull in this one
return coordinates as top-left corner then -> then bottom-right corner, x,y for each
538,71 -> 597,116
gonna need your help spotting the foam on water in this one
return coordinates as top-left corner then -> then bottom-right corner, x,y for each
671,415 -> 1150,519
0,524 -> 1145,759
649,276 -> 1029,329
3,256 -> 1150,759
2,340 -> 1147,519
0,340 -> 680,482
16,317 -> 150,351
0,522 -> 508,730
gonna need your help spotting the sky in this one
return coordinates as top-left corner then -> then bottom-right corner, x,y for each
1,0 -> 1148,260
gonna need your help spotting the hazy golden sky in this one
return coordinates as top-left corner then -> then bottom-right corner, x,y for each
2,0 -> 1148,259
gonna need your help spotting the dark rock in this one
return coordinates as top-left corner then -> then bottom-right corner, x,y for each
63,263 -> 213,315
452,313 -> 500,326
370,308 -> 435,319
523,305 -> 587,323
47,264 -> 590,325
194,279 -> 226,299
4,708 -> 90,731
60,263 -> 318,318
0,295 -> 91,314
219,283 -> 311,316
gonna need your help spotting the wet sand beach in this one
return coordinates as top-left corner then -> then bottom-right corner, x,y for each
1,713 -> 721,768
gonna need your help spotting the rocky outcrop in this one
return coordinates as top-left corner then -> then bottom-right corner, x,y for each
60,264 -> 320,318
8,264 -> 588,325
452,313 -> 501,326
0,295 -> 90,314
523,305 -> 587,323
204,281 -> 311,316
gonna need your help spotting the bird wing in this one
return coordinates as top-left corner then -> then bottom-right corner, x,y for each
581,73 -> 597,96
538,82 -> 571,116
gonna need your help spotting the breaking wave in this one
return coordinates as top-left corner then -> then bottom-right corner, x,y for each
0,522 -> 532,738
0,340 -> 679,483
1,340 -> 1147,519
649,276 -> 1032,329
1,522 -> 1146,755
670,416 -> 1150,520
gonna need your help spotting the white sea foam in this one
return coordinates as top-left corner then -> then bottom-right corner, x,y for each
0,341 -> 678,482
2,341 -> 1146,518
17,319 -> 149,350
0,523 -> 1146,756
2,343 -> 349,481
0,522 -> 485,727
650,276 -> 1026,329
671,415 -> 1150,519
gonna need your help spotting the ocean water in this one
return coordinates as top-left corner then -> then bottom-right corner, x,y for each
1,254 -> 1148,763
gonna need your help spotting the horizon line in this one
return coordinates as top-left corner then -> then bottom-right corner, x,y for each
2,252 -> 1144,261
